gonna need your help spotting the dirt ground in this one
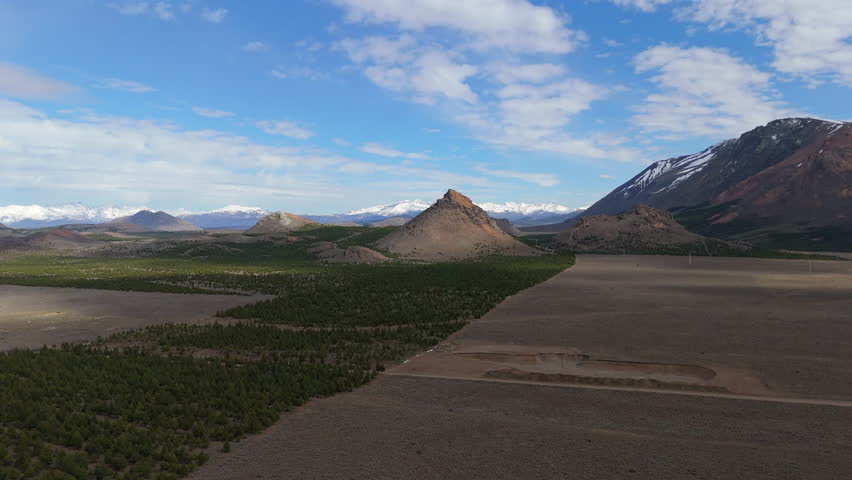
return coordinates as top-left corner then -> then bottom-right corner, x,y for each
191,254 -> 852,480
0,285 -> 268,350
192,375 -> 852,480
396,254 -> 852,400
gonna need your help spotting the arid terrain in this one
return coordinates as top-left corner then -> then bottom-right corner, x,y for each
0,286 -> 269,350
190,254 -> 852,480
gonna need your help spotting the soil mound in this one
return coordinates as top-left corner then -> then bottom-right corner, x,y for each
375,189 -> 535,260
245,212 -> 318,235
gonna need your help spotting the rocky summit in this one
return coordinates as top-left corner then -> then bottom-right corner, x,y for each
375,189 -> 535,261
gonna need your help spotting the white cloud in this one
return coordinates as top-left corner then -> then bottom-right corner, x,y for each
456,77 -> 640,161
329,0 -> 585,53
107,1 -> 185,21
200,7 -> 227,23
192,107 -> 234,118
270,67 -> 329,81
683,0 -> 852,87
256,120 -> 315,140
361,142 -> 428,159
603,38 -> 623,47
599,174 -> 615,179
153,2 -> 175,21
332,138 -> 351,146
0,99 -> 501,209
108,2 -> 150,16
0,63 -> 78,100
332,3 -> 638,161
341,37 -> 477,104
632,44 -> 795,139
243,41 -> 267,52
338,35 -> 417,65
475,165 -> 559,187
491,63 -> 566,84
102,78 -> 157,93
609,0 -> 672,12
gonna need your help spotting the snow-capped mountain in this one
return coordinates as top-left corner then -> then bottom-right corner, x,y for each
0,203 -> 148,228
305,200 -> 584,226
178,205 -> 269,229
575,118 -> 852,246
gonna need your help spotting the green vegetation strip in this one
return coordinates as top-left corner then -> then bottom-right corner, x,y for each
0,245 -> 574,480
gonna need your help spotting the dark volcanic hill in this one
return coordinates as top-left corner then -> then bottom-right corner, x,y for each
550,118 -> 851,248
556,205 -> 742,255
108,210 -> 202,232
245,212 -> 319,235
375,189 -> 535,260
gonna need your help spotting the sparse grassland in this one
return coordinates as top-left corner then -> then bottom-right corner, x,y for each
0,240 -> 573,479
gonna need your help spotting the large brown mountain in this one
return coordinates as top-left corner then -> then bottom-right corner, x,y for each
107,210 -> 202,232
375,189 -> 535,260
556,205 -> 742,255
540,118 -> 851,249
245,212 -> 318,235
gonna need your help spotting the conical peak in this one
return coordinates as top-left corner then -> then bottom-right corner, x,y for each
442,189 -> 475,208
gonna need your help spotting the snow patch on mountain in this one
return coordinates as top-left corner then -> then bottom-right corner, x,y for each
346,200 -> 433,217
620,140 -> 732,199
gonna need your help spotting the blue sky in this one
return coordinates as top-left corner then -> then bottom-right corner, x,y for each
0,0 -> 850,213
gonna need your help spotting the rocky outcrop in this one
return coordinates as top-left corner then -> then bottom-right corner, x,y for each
556,205 -> 743,255
245,212 -> 318,236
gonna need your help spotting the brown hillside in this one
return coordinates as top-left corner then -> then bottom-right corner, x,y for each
0,228 -> 97,251
245,212 -> 318,235
557,205 -> 741,255
375,189 -> 535,260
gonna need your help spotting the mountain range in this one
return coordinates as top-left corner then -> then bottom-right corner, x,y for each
0,201 -> 583,229
528,117 -> 852,250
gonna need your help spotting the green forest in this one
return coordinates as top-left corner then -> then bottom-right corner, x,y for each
0,240 -> 574,479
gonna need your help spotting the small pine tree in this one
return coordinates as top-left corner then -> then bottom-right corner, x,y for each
222,441 -> 231,453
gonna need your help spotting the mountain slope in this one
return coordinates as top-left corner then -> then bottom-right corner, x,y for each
494,218 -> 522,236
0,228 -> 97,251
564,118 -> 852,248
108,210 -> 203,232
245,212 -> 318,235
375,190 -> 535,260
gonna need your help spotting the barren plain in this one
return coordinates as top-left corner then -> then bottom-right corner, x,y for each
0,285 -> 268,350
192,254 -> 852,480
